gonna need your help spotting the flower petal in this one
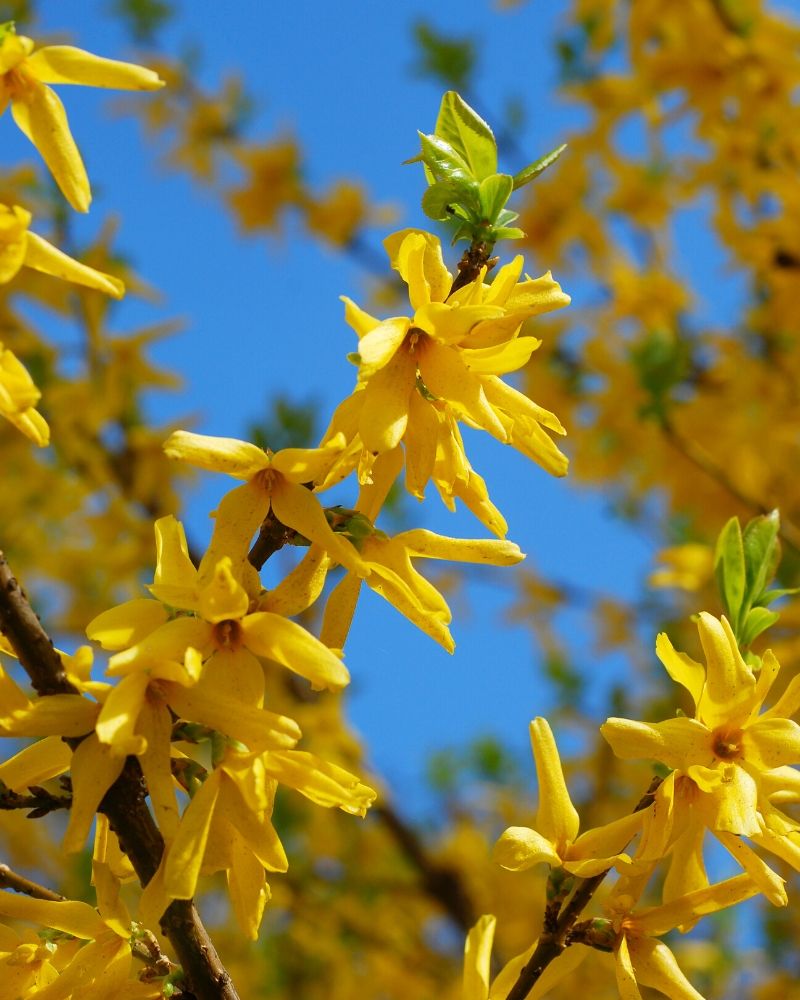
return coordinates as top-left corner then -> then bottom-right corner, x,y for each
394,529 -> 523,565
163,430 -> 268,479
163,770 -> 221,898
86,599 -> 168,651
11,82 -> 90,212
0,735 -> 71,791
463,915 -> 495,1000
166,683 -> 301,751
242,611 -> 349,692
744,717 -> 800,769
95,671 -> 149,755
63,735 -> 125,853
359,343 -> 416,452
696,613 -> 756,728
23,231 -> 123,297
26,45 -> 164,89
655,632 -> 704,710
626,936 -> 704,1000
492,825 -> 561,870
601,716 -> 712,771
270,478 -> 367,577
530,717 -> 580,852
262,750 -> 375,815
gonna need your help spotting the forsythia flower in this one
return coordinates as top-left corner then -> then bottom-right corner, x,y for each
0,24 -> 164,211
461,914 -> 585,1000
493,717 -> 644,876
603,613 -> 800,903
319,228 -> 570,533
163,430 -> 368,579
321,521 -> 524,653
604,872 -> 761,999
0,341 -> 49,445
0,863 -> 164,998
648,543 -> 714,591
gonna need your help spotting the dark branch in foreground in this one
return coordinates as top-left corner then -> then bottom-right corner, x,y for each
0,551 -> 240,1000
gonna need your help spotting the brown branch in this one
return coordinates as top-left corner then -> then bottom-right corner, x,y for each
0,551 -> 240,1000
0,780 -> 72,818
373,802 -> 477,933
0,862 -> 65,901
504,776 -> 662,1000
448,241 -> 498,297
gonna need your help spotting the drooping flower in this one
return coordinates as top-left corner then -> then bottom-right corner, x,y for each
0,24 -> 164,211
321,521 -> 524,653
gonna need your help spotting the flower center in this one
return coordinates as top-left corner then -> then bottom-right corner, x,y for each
712,728 -> 743,761
212,619 -> 243,649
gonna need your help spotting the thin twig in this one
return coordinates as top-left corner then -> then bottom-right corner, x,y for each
0,863 -> 64,901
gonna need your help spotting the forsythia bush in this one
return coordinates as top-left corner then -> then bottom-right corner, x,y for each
0,3 -> 799,998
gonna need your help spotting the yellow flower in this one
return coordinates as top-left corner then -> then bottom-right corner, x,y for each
601,614 -> 800,838
461,914 -> 585,1000
163,430 -> 368,579
0,341 -> 48,445
0,861 -> 151,997
493,717 -> 644,876
0,204 -> 124,296
158,743 -> 374,933
606,873 -> 761,999
0,26 -> 164,211
320,229 -> 570,528
321,522 -> 524,653
648,543 -> 714,591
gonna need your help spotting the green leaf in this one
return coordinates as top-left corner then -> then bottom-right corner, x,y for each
479,173 -> 514,223
412,22 -> 476,92
714,517 -> 746,625
742,510 -> 780,606
417,132 -> 474,185
493,226 -> 525,241
758,586 -> 800,606
512,143 -> 568,190
422,180 -> 472,221
739,606 -> 780,648
434,91 -> 497,181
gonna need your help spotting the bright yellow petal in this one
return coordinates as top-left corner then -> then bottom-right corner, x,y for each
0,735 -> 71,791
197,480 -> 268,595
217,772 -> 287,872
63,735 -> 125,853
227,837 -> 269,940
197,557 -> 250,624
260,545 -> 331,617
419,340 -> 508,441
626,937 -> 703,1000
151,515 -> 198,593
463,915 -> 495,1000
271,440 -> 345,484
492,825 -> 561,870
320,572 -> 362,652
24,232 -> 123,297
404,390 -> 438,500
0,204 -> 29,283
460,336 -> 541,375
25,46 -> 164,89
696,613 -> 756,728
0,893 -> 105,940
166,683 -> 300,751
86,599 -> 168,651
395,529 -> 524,565
567,810 -> 645,866
359,343 -> 416,452
655,632 -> 705,710
384,229 -> 452,306
163,430 -> 268,478
615,934 -> 643,1000
242,611 -> 350,692
163,770 -> 222,898
3,694 -> 98,738
357,317 -> 410,377
631,873 -> 760,937
600,716 -> 711,771
107,617 -> 211,676
261,750 -> 375,815
341,295 -> 381,338
11,82 -> 90,212
531,717 -> 580,852
713,831 -> 787,906
270,478 -> 367,577
137,701 -> 179,841
743,717 -> 800,769
95,672 -> 149,755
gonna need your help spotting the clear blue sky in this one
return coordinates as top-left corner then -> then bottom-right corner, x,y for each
21,0 -> 657,808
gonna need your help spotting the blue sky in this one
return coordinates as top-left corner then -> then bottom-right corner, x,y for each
21,0 -> 658,807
